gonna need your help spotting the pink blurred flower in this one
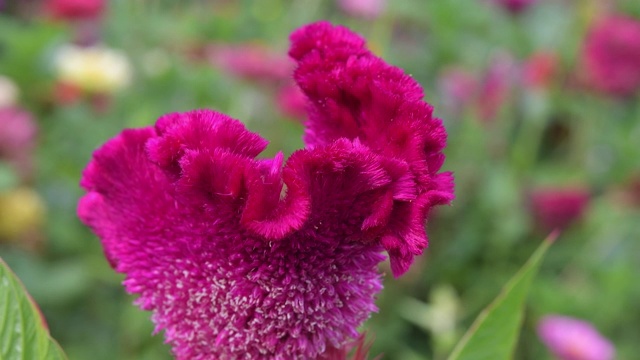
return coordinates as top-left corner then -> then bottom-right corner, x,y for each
438,56 -> 517,122
338,0 -> 386,19
438,68 -> 478,116
493,0 -> 538,14
538,315 -> 615,360
522,51 -> 557,90
45,0 -> 105,20
208,44 -> 294,84
0,107 -> 37,179
582,15 -> 640,96
78,22 -> 454,359
529,187 -> 590,232
276,83 -> 307,120
477,54 -> 516,122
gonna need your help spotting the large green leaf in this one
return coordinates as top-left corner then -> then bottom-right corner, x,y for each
447,233 -> 556,360
0,257 -> 67,360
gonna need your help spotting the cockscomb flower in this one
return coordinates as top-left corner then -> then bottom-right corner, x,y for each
78,21 -> 454,359
582,15 -> 640,96
538,315 -> 615,360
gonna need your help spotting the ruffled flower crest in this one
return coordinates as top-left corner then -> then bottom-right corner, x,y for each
78,21 -> 453,359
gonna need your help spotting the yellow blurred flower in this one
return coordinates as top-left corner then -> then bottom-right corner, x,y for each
54,44 -> 133,94
0,75 -> 19,109
0,188 -> 46,241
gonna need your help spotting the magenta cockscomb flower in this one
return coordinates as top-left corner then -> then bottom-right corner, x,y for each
582,15 -> 640,96
78,21 -> 454,359
538,315 -> 615,360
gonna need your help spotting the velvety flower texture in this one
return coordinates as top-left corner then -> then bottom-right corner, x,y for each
583,15 -> 640,96
538,315 -> 615,360
78,22 -> 453,359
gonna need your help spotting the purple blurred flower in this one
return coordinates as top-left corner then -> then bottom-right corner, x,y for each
0,107 -> 37,179
338,0 -> 386,19
538,315 -> 615,360
493,0 -> 538,14
208,44 -> 294,84
78,22 -> 454,359
438,68 -> 478,116
529,187 -> 590,233
477,54 -> 516,123
582,15 -> 640,96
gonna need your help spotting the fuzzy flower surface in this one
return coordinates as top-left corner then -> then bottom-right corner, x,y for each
538,315 -> 615,360
582,15 -> 640,96
78,21 -> 453,359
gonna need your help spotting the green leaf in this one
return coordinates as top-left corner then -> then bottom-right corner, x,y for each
447,233 -> 557,360
0,257 -> 67,360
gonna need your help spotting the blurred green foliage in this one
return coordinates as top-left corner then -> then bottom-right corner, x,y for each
1,0 -> 639,359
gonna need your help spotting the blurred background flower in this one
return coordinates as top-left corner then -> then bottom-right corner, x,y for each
582,15 -> 640,96
528,187 -> 591,233
0,187 -> 46,248
54,44 -> 132,95
538,315 -> 615,360
45,0 -> 105,21
0,106 -> 38,180
492,0 -> 538,14
0,75 -> 19,108
207,43 -> 293,84
337,0 -> 386,19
